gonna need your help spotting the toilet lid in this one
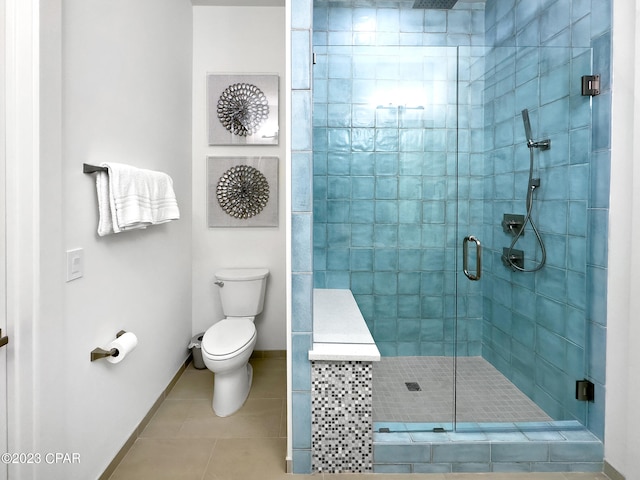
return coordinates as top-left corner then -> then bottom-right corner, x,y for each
202,319 -> 256,357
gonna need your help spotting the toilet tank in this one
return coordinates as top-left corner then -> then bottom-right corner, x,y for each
215,268 -> 270,317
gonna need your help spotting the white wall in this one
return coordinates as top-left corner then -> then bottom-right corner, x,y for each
605,1 -> 640,479
192,6 -> 286,350
19,1 -> 194,478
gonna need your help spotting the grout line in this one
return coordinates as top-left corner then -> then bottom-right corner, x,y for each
198,438 -> 218,480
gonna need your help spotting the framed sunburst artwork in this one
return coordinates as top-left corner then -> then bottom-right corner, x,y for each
207,156 -> 279,227
207,74 -> 279,146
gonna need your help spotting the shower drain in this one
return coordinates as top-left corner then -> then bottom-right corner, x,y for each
405,382 -> 421,391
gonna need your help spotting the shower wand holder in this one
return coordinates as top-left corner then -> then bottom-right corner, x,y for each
527,138 -> 551,150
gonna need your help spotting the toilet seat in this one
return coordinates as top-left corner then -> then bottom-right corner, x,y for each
202,318 -> 256,359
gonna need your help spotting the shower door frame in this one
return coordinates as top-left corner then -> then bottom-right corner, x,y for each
312,43 -> 595,432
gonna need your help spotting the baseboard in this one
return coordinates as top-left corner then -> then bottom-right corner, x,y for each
98,356 -> 191,480
251,349 -> 286,358
604,460 -> 625,480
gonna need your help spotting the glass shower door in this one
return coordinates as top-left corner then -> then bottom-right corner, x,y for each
312,45 -> 460,430
455,45 -> 594,429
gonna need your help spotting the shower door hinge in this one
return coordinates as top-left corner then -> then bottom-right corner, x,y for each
581,75 -> 600,96
576,379 -> 595,402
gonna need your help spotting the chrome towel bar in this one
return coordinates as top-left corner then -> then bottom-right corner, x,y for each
83,163 -> 108,174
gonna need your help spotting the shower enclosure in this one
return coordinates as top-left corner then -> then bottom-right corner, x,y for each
312,43 -> 596,431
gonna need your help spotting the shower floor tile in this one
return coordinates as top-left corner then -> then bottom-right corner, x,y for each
373,356 -> 552,423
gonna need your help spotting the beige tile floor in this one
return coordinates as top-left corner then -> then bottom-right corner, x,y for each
108,357 -> 610,480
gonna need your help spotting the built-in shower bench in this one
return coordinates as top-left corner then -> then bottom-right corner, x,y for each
309,288 -> 380,361
308,289 -> 380,473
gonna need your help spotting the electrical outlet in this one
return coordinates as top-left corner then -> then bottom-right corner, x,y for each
66,248 -> 84,282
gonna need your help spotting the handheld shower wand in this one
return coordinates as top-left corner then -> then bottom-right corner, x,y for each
521,108 -> 534,147
521,109 -> 551,150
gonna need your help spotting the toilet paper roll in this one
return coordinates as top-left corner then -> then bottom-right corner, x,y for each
105,332 -> 138,364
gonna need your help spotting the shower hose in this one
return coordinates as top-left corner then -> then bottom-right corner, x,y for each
504,146 -> 547,273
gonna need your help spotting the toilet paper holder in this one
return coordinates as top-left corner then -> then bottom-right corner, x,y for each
91,330 -> 126,362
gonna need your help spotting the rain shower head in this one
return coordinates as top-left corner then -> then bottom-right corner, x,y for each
521,108 -> 534,146
413,0 -> 458,9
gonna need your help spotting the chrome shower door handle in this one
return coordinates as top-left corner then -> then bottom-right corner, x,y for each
463,236 -> 482,281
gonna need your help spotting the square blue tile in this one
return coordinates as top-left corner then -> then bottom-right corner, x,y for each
351,248 -> 373,271
327,176 -> 351,199
351,200 -> 375,224
352,128 -> 375,151
352,176 -> 375,199
398,224 -> 422,247
398,200 -> 422,224
376,177 -> 398,199
398,249 -> 422,272
351,271 -> 373,294
351,152 -> 375,175
374,248 -> 397,271
374,224 -> 398,246
374,272 -> 398,295
327,200 -> 350,222
351,223 -> 373,246
398,177 -> 422,199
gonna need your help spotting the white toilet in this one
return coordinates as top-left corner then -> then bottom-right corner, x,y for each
201,268 -> 269,417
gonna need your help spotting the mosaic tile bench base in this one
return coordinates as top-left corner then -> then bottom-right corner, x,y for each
373,421 -> 604,473
311,361 -> 373,473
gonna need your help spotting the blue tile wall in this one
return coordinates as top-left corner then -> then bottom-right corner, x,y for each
289,0 -> 611,473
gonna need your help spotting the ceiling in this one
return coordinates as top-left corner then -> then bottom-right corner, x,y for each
192,0 -> 483,7
192,0 -> 285,7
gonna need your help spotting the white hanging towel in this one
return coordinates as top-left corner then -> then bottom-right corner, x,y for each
95,162 -> 180,236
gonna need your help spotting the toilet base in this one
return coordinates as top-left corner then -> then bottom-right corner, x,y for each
212,362 -> 253,417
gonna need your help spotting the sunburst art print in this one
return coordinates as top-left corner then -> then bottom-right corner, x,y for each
216,165 -> 270,219
207,74 -> 279,145
207,156 -> 279,227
